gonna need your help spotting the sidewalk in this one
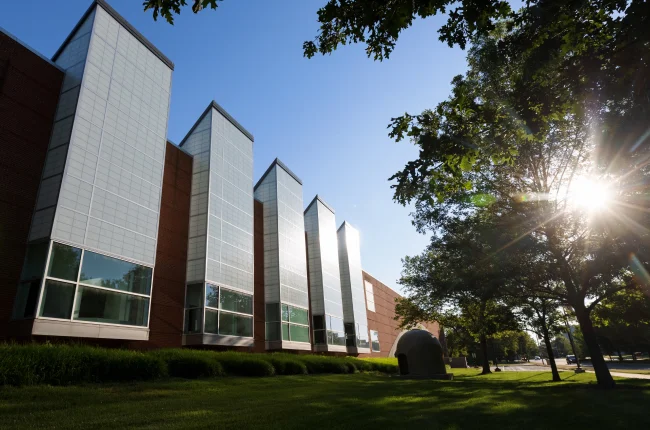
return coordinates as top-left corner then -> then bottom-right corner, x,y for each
524,362 -> 650,380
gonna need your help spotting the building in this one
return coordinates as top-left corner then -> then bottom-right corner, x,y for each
0,0 -> 441,356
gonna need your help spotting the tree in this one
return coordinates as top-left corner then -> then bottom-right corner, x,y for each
592,290 -> 650,359
552,336 -> 572,357
395,210 -> 519,375
520,297 -> 564,382
143,0 -> 222,24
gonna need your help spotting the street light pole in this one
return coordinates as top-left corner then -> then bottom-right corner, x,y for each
562,307 -> 585,374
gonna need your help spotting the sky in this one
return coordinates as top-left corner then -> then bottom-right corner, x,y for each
1,0 -> 468,294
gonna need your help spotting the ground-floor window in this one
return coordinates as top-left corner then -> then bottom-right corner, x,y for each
370,330 -> 380,352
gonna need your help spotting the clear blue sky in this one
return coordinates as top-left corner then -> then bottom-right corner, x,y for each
2,0 -> 468,293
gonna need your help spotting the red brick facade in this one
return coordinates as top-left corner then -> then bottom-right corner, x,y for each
139,142 -> 192,348
0,31 -> 64,339
359,271 -> 442,358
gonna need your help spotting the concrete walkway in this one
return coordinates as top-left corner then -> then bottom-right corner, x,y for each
496,363 -> 650,380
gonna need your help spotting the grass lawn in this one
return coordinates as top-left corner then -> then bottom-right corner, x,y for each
2,369 -> 650,429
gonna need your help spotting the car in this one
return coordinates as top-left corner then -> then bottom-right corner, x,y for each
534,356 -> 541,360
566,355 -> 577,364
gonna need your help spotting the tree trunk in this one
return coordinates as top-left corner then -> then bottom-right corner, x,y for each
542,325 -> 562,382
617,349 -> 623,362
480,334 -> 491,375
574,305 -> 615,388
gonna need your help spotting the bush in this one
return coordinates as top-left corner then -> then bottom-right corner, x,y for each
355,358 -> 399,374
297,355 -> 351,374
210,352 -> 275,377
0,343 -> 166,386
263,354 -> 308,375
149,350 -> 224,379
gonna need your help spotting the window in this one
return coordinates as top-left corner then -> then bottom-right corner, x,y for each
185,308 -> 203,334
12,280 -> 41,319
28,242 -> 153,328
80,251 -> 152,295
39,280 -> 75,319
370,330 -> 380,352
220,288 -> 253,315
364,280 -> 376,312
185,283 -> 204,334
47,242 -> 81,281
344,323 -> 356,347
74,286 -> 149,326
280,303 -> 309,343
219,312 -> 253,337
204,309 -> 219,334
188,284 -> 253,337
357,325 -> 370,349
205,284 -> 219,308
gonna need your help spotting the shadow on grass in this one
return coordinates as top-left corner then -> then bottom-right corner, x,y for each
1,373 -> 650,429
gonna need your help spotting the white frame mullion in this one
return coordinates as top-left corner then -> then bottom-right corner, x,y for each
69,248 -> 84,321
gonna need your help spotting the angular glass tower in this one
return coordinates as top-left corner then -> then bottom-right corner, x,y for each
13,0 -> 173,340
337,222 -> 370,354
254,159 -> 310,350
179,102 -> 255,347
304,196 -> 346,352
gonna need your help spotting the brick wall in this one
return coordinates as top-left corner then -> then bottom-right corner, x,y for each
135,142 -> 192,348
0,31 -> 64,338
359,271 -> 441,358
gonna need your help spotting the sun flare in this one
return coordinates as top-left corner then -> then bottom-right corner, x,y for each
570,177 -> 612,212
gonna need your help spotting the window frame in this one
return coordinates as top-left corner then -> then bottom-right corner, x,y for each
193,283 -> 254,338
35,241 -> 154,329
280,303 -> 310,343
364,280 -> 376,312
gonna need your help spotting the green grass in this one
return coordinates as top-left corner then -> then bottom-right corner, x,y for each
2,370 -> 649,429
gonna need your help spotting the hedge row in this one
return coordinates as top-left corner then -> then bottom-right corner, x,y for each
0,344 -> 398,386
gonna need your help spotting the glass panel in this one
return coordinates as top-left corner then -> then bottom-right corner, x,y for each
80,251 -> 152,295
205,309 -> 218,334
289,324 -> 310,343
370,330 -> 380,352
281,304 -> 289,322
185,308 -> 203,333
220,288 -> 253,315
266,322 -> 280,341
282,322 -> 290,340
186,283 -> 203,308
357,324 -> 370,349
74,286 -> 149,326
314,329 -> 326,345
12,280 -> 41,319
289,306 -> 308,325
219,311 -> 253,337
39,280 -> 75,319
328,331 -> 346,346
329,315 -> 344,333
266,303 -> 280,322
20,242 -> 49,280
47,242 -> 81,281
205,284 -> 219,308
313,315 -> 325,330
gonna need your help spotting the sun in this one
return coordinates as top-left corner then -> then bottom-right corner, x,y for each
570,177 -> 612,212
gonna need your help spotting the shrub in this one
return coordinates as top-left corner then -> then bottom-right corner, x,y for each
0,343 -> 166,386
297,355 -> 351,374
357,357 -> 399,374
211,352 -> 275,377
264,354 -> 308,375
149,350 -> 224,379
